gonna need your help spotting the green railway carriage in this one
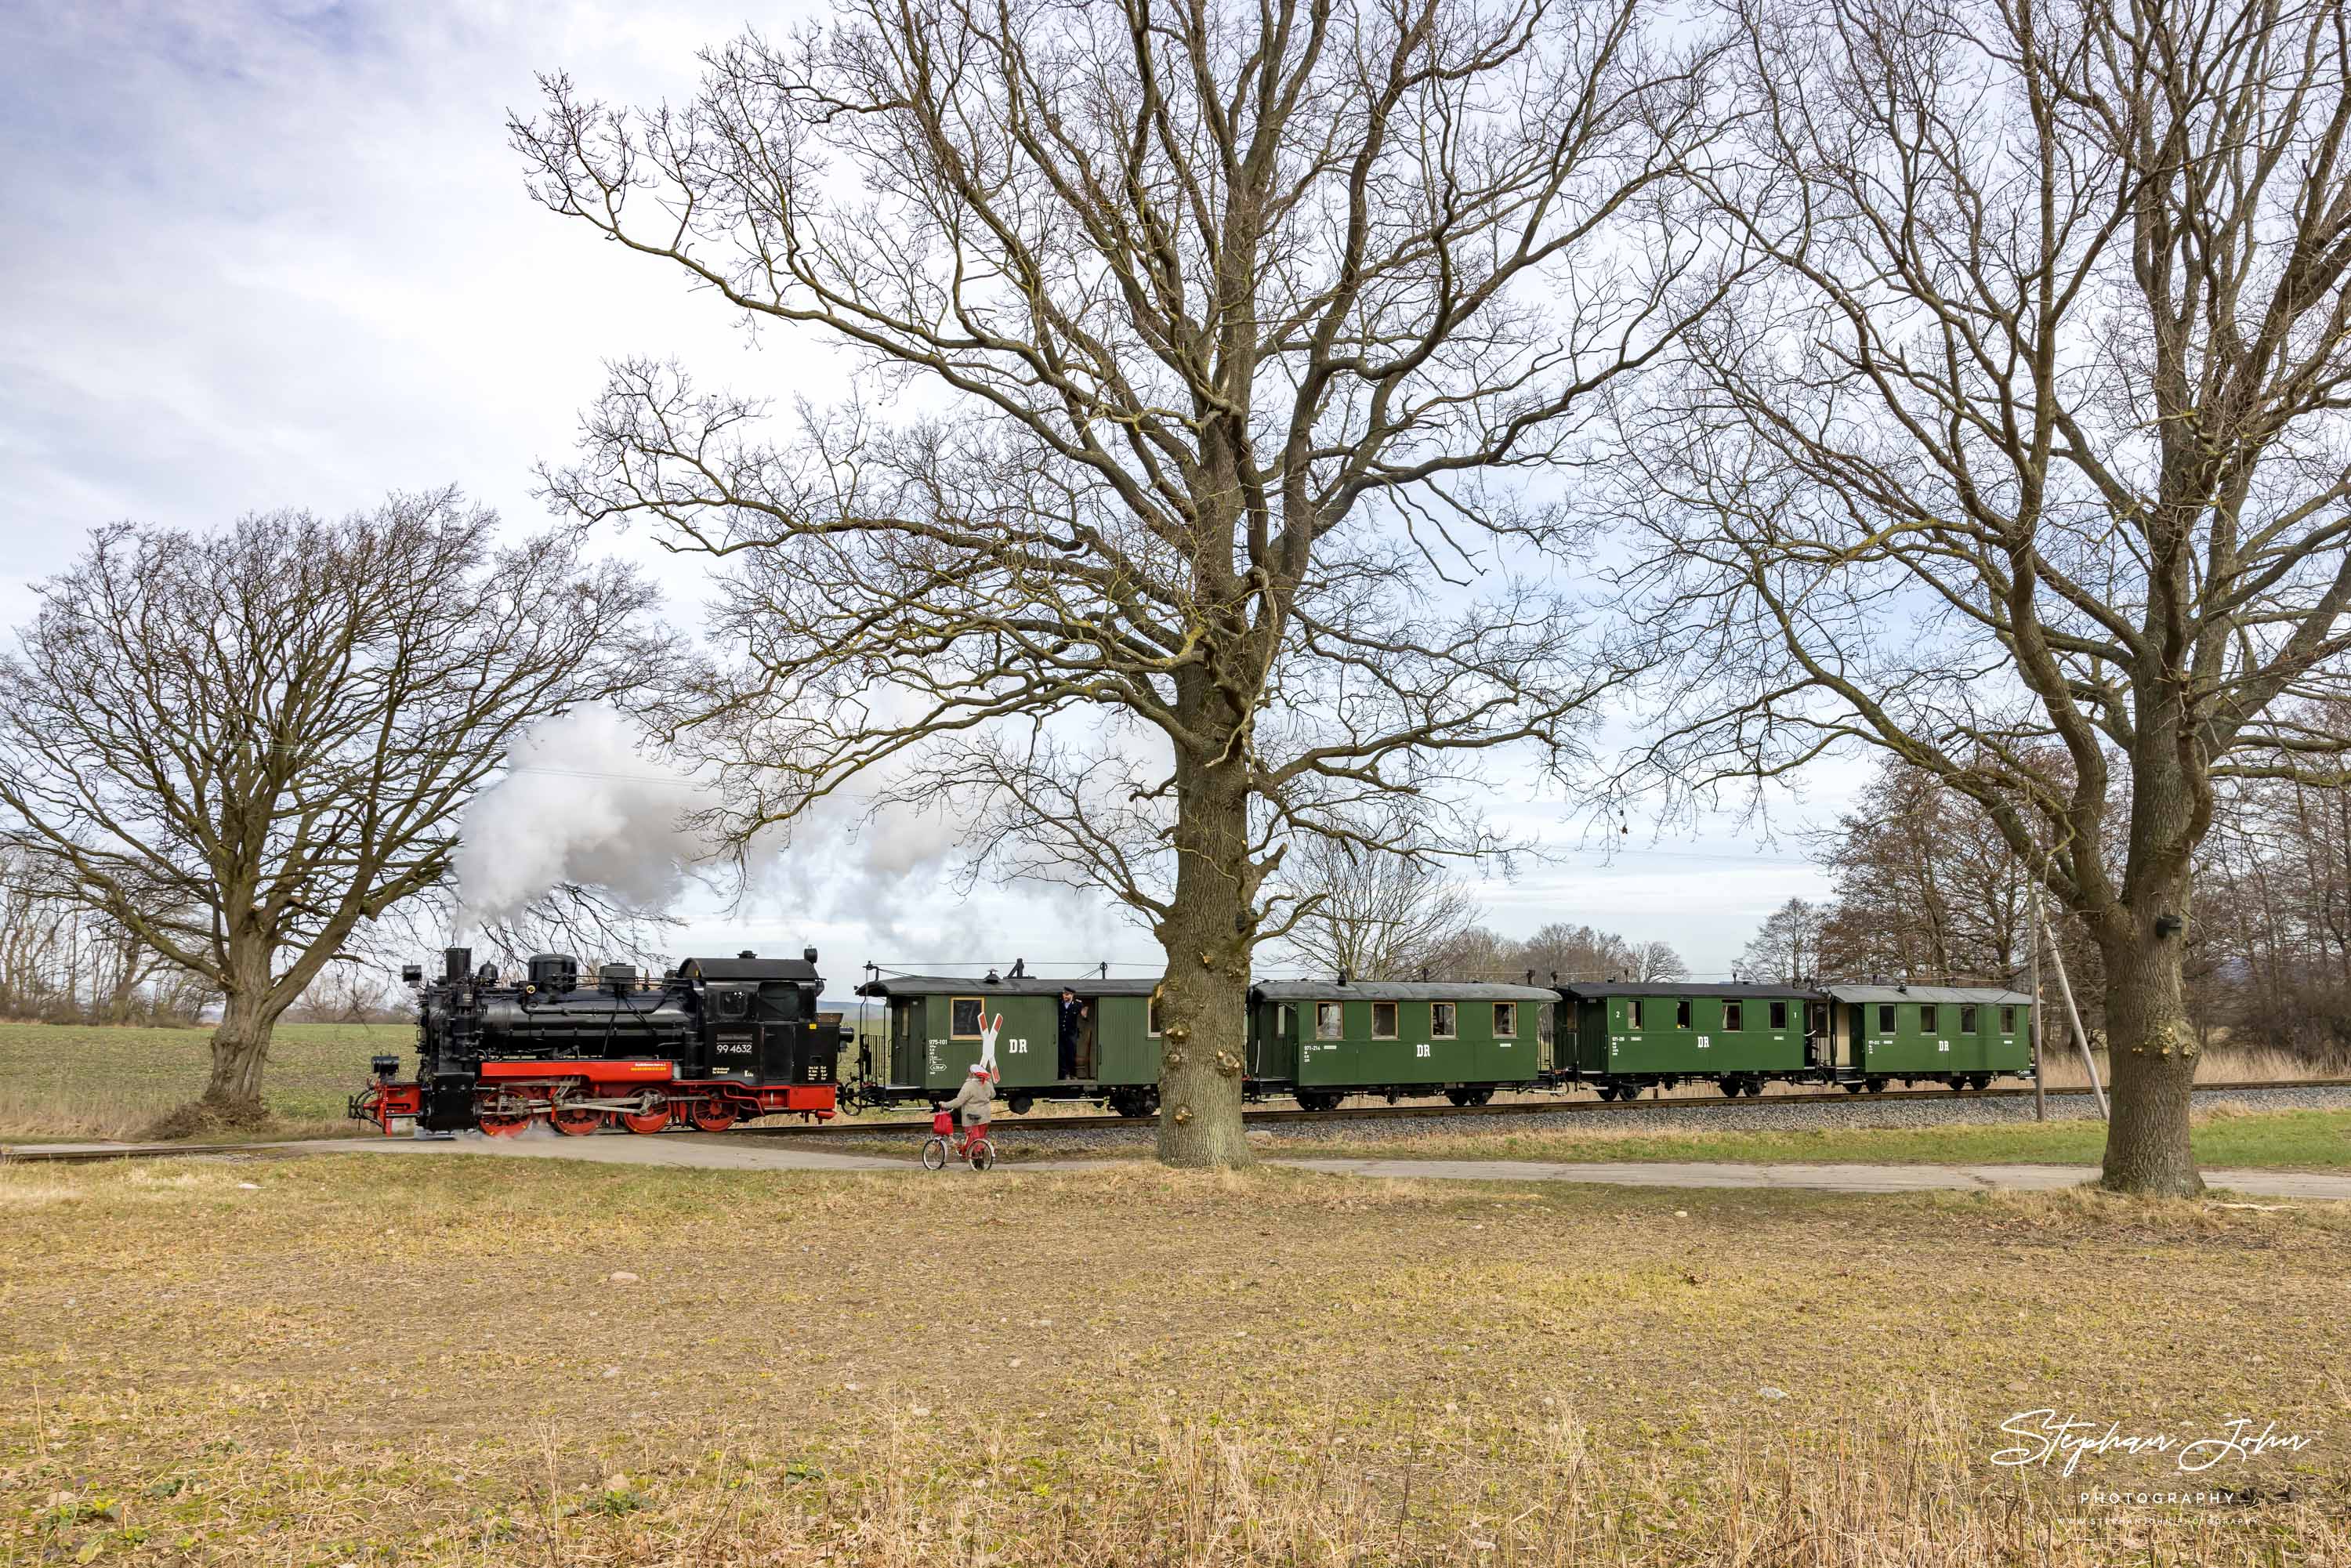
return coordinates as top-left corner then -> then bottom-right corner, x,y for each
1820,984 -> 2034,1090
1249,980 -> 1558,1110
849,973 -> 1165,1115
1556,981 -> 1823,1098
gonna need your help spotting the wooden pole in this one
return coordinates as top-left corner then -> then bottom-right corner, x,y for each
2042,902 -> 2107,1120
2030,885 -> 2045,1124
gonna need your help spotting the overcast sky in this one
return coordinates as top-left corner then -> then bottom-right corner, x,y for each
1,0 -> 1849,987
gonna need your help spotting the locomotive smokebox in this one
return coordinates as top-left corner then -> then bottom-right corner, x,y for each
443,947 -> 472,982
599,963 -> 638,995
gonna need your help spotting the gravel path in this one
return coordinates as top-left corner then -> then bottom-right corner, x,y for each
968,1081 -> 2351,1157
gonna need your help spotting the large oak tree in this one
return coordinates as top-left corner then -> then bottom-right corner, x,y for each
514,0 -> 1726,1164
1617,0 -> 2351,1193
0,493 -> 666,1126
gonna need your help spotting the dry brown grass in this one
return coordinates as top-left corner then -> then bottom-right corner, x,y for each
3,1157 -> 2346,1563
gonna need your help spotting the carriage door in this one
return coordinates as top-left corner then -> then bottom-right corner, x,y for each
1806,1002 -> 1828,1067
891,999 -> 919,1085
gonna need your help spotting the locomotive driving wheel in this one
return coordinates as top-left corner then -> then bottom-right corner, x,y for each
617,1095 -> 671,1135
477,1106 -> 531,1137
549,1102 -> 603,1136
689,1101 -> 740,1134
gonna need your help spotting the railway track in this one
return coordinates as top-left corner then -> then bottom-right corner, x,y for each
7,1077 -> 2346,1164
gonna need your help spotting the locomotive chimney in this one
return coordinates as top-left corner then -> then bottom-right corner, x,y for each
443,947 -> 471,982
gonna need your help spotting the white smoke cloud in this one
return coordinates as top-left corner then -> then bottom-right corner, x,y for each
454,706 -> 719,928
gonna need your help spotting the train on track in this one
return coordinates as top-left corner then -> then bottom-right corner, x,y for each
840,971 -> 2037,1116
348,947 -> 840,1137
349,948 -> 2034,1135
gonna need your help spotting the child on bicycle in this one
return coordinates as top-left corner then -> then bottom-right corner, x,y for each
936,1060 -> 995,1150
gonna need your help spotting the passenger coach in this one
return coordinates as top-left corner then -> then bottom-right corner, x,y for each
1554,980 -> 1823,1099
1248,978 -> 1559,1110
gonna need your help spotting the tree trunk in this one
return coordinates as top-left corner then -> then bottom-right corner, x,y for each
2096,913 -> 2203,1197
1154,738 -> 1256,1169
201,942 -> 277,1121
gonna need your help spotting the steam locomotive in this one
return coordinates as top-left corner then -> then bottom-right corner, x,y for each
347,946 -> 839,1136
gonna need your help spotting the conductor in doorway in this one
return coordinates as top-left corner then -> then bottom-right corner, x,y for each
1057,987 -> 1089,1080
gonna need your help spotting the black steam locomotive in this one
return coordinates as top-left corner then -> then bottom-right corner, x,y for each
348,946 -> 839,1136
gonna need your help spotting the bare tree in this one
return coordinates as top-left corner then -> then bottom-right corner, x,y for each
1810,763 -> 2035,983
1515,920 -> 1636,983
514,0 -> 1726,1164
1628,939 -> 1686,982
0,494 -> 666,1126
1277,834 -> 1485,980
1617,0 -> 2351,1193
1737,896 -> 1824,983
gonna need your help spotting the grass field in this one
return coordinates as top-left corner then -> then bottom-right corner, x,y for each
2,1155 -> 2344,1564
1252,1103 -> 2351,1172
0,1022 -> 408,1140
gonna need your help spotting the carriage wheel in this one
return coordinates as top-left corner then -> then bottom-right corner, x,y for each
690,1102 -> 740,1134
549,1104 -> 603,1136
618,1103 -> 671,1135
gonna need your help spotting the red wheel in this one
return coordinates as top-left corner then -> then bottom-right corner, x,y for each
549,1104 -> 602,1136
689,1102 -> 740,1133
477,1109 -> 529,1137
618,1105 -> 670,1135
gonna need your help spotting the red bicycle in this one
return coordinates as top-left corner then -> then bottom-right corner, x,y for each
923,1110 -> 997,1171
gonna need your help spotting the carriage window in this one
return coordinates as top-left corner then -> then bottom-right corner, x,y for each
1627,998 -> 1643,1027
1769,1000 -> 1788,1030
1877,1004 -> 1895,1034
1723,1001 -> 1744,1031
1494,1001 -> 1517,1038
951,997 -> 984,1037
1920,1005 -> 1939,1032
1148,996 -> 1165,1037
2001,1005 -> 2016,1034
1277,1005 -> 1293,1037
1960,1005 -> 1978,1032
1431,1002 -> 1458,1038
1675,998 -> 1692,1029
1316,1002 -> 1345,1039
1371,1001 -> 1398,1039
